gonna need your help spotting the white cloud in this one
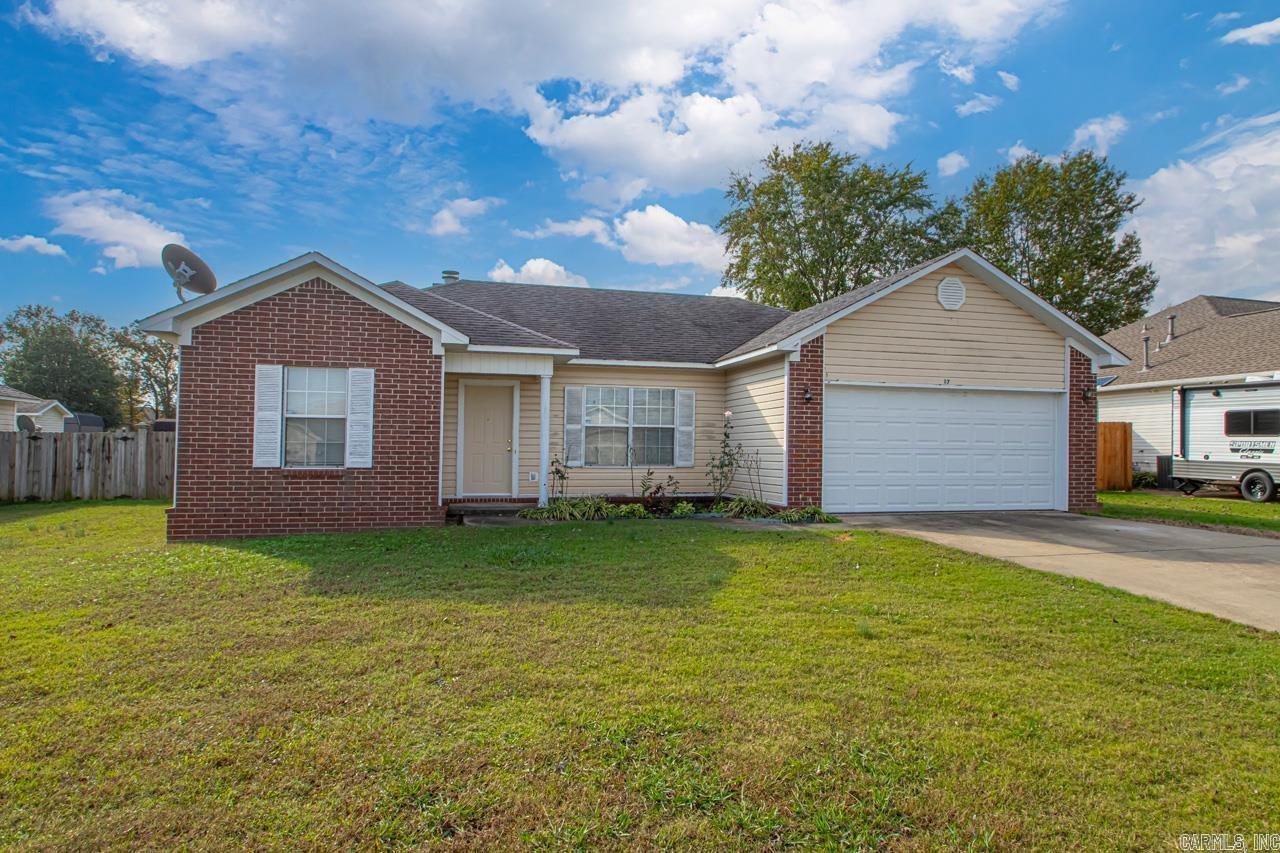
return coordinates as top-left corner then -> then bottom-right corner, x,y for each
514,216 -> 615,247
1217,74 -> 1251,96
1131,113 -> 1280,304
997,70 -> 1020,91
612,205 -> 725,271
1003,140 -> 1035,162
938,53 -> 975,84
1221,17 -> 1280,45
1069,113 -> 1128,155
30,0 -> 1063,199
709,284 -> 744,298
487,257 -> 588,287
1209,11 -> 1243,27
43,189 -> 183,269
0,235 -> 67,257
955,93 -> 1000,117
426,197 -> 502,236
936,151 -> 970,177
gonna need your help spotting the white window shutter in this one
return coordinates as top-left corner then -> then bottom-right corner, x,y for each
675,389 -> 695,467
345,368 -> 375,468
252,364 -> 284,467
564,385 -> 585,467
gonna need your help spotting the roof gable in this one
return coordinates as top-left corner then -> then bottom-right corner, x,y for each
138,252 -> 468,350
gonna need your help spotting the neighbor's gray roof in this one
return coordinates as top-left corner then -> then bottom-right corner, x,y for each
1101,295 -> 1280,387
0,383 -> 45,404
401,279 -> 790,363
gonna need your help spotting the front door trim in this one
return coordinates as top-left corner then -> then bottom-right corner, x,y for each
457,378 -> 520,498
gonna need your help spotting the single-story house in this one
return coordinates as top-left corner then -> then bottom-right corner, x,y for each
138,248 -> 1125,540
1098,295 -> 1280,471
0,384 -> 72,432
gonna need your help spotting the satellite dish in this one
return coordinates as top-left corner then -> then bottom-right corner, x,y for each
162,243 -> 217,303
16,415 -> 37,433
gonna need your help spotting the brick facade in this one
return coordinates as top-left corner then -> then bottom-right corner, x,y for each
785,335 -> 824,507
168,277 -> 445,540
1067,346 -> 1099,512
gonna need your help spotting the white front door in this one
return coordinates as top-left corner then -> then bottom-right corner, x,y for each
461,383 -> 514,495
823,385 -> 1061,512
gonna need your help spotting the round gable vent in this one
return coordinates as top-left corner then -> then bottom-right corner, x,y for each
937,276 -> 966,310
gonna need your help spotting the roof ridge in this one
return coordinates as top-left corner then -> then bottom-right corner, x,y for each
437,279 -> 791,306
409,287 -> 579,349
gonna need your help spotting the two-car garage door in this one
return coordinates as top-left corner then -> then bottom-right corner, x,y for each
823,386 -> 1062,512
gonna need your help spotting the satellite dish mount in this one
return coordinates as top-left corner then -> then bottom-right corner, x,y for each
162,243 -> 218,303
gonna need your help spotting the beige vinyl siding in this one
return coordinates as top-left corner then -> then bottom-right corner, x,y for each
552,365 -> 726,496
0,401 -> 15,431
824,264 -> 1066,390
724,357 -> 787,504
24,407 -> 67,433
1098,387 -> 1175,471
443,374 -> 541,498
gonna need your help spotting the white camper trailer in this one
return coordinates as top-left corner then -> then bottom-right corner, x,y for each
1172,380 -> 1280,501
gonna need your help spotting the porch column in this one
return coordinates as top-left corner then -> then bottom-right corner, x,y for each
538,373 -> 551,505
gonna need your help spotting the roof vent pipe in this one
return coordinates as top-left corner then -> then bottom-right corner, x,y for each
1165,313 -> 1177,343
1140,333 -> 1151,371
441,269 -> 460,284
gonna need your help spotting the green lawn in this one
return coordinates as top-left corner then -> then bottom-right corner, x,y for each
2,503 -> 1278,849
1096,489 -> 1280,535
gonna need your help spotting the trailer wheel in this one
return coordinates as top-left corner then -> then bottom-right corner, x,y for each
1240,471 -> 1275,503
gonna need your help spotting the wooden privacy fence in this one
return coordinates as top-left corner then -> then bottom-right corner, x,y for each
0,430 -> 175,502
1096,421 -> 1133,491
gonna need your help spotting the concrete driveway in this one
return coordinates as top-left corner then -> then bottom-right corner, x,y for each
837,512 -> 1280,632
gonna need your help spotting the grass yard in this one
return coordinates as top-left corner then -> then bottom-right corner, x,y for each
1096,489 -> 1280,535
2,503 -> 1278,849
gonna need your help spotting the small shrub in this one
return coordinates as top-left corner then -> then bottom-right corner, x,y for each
607,502 -> 651,519
1132,469 -> 1158,489
518,496 -> 612,521
639,468 -> 680,515
722,496 -> 774,519
774,505 -> 840,524
670,501 -> 697,518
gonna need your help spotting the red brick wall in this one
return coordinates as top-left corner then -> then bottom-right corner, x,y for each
786,336 -> 824,507
168,277 -> 445,540
1067,346 -> 1098,512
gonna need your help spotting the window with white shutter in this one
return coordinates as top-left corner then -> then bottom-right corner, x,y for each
252,365 -> 284,467
567,385 -> 694,468
284,367 -> 348,467
344,368 -> 375,467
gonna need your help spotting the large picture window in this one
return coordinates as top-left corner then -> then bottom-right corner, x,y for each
582,386 -> 677,467
284,367 -> 348,467
1225,409 -> 1280,437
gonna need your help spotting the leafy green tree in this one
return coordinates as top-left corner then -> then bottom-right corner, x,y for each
114,323 -> 179,421
0,305 -> 124,426
719,142 -> 943,311
960,151 -> 1157,334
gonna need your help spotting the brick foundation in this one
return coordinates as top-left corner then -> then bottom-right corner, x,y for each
786,336 -> 824,507
168,277 -> 445,540
1067,346 -> 1099,512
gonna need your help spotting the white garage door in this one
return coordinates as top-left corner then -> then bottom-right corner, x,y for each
823,386 -> 1062,512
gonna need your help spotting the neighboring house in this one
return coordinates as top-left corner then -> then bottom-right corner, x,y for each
0,384 -> 72,432
1098,295 -> 1280,471
138,248 -> 1124,540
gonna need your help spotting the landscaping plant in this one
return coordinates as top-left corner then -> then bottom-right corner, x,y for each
706,411 -> 743,504
669,500 -> 697,518
773,506 -> 840,524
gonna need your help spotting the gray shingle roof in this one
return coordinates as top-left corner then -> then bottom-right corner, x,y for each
0,383 -> 45,404
381,282 -> 578,349
1100,295 -> 1280,387
405,280 -> 789,363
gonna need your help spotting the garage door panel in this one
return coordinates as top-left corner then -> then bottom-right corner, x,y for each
824,386 -> 1061,512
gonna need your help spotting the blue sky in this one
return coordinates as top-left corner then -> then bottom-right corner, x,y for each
1,0 -> 1278,328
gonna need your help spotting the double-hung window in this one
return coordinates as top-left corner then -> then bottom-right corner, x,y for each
251,364 -> 375,469
284,367 -> 348,467
566,385 -> 693,468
